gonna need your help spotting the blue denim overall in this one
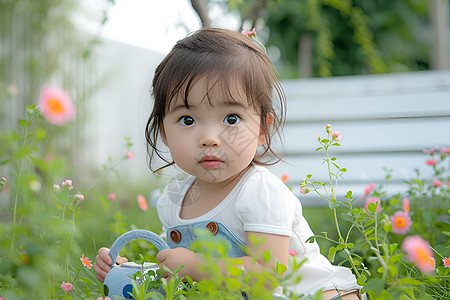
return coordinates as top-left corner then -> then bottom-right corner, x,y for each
166,220 -> 247,258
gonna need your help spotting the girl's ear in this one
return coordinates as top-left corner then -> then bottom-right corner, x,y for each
160,124 -> 168,146
257,115 -> 273,146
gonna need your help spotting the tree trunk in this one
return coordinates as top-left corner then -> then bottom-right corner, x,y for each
430,0 -> 449,70
191,0 -> 211,28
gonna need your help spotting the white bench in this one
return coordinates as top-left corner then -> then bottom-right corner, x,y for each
268,70 -> 450,206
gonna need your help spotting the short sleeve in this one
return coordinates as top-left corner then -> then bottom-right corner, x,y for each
235,168 -> 297,237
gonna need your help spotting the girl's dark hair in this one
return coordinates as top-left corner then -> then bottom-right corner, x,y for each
145,27 -> 286,172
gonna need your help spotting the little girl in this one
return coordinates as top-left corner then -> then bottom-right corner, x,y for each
94,27 -> 361,299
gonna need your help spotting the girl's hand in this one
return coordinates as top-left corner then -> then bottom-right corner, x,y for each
93,247 -> 128,282
156,247 -> 199,280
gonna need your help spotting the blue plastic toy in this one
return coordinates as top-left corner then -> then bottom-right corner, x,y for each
103,230 -> 169,299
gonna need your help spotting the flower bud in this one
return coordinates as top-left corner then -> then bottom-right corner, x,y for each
325,124 -> 332,133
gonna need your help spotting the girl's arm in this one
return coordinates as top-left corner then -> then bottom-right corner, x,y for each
156,231 -> 289,281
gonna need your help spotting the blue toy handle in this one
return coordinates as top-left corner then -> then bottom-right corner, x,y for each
108,229 -> 170,268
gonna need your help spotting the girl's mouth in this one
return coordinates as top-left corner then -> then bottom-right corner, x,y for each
199,155 -> 224,169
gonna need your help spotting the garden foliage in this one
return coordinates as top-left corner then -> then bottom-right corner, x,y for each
0,88 -> 449,299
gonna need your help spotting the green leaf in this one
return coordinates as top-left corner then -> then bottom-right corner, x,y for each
18,119 -> 28,127
315,147 -> 323,152
362,278 -> 386,296
305,236 -> 315,243
275,260 -> 287,274
397,278 -> 422,285
340,168 -> 347,172
328,246 -> 336,262
345,191 -> 353,199
225,278 -> 241,291
79,277 -> 94,285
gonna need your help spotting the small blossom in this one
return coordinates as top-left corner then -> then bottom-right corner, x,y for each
433,178 -> 442,188
363,197 -> 381,214
62,179 -> 73,190
300,178 -> 307,188
107,193 -> 116,200
288,250 -> 297,256
137,194 -> 148,211
38,86 -> 76,126
426,159 -> 436,166
125,151 -> 134,160
97,297 -> 112,300
423,146 -> 439,155
7,84 -> 18,96
325,124 -> 332,133
53,184 -> 60,190
445,181 -> 450,187
402,235 -> 435,274
0,177 -> 7,185
360,183 -> 375,199
330,131 -> 341,141
61,281 -> 73,292
80,254 -> 92,269
242,28 -> 256,36
75,194 -> 84,202
440,147 -> 450,154
402,197 -> 410,213
443,257 -> 450,268
390,211 -> 412,234
281,174 -> 290,183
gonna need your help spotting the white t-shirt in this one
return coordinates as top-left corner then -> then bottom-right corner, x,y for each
157,164 -> 360,296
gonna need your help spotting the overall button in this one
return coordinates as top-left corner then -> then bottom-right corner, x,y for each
206,222 -> 218,235
170,229 -> 181,243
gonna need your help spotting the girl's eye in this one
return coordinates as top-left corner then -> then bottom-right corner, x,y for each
179,116 -> 195,126
224,114 -> 240,125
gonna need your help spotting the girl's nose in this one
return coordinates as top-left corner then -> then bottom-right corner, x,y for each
199,127 -> 221,147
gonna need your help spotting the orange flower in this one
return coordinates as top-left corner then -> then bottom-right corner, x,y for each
80,254 -> 92,269
390,211 -> 412,235
137,194 -> 148,211
402,235 -> 435,274
443,257 -> 450,268
281,174 -> 290,183
402,197 -> 410,213
38,86 -> 75,125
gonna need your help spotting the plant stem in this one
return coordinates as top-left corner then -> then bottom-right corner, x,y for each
9,117 -> 29,255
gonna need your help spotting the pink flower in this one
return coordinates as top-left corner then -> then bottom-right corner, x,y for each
443,257 -> 450,268
80,254 -> 92,269
61,281 -> 73,292
242,28 -> 256,36
445,181 -> 450,187
402,197 -> 410,213
440,147 -> 450,154
0,177 -> 7,184
423,146 -> 438,155
137,194 -> 148,211
330,131 -> 341,141
281,174 -> 290,183
360,183 -> 375,199
107,193 -> 116,200
299,188 -> 307,194
288,250 -> 296,256
390,211 -> 412,234
38,86 -> 75,125
363,197 -> 381,214
62,179 -> 73,190
433,178 -> 442,188
402,235 -> 435,274
97,297 -> 112,300
425,159 -> 436,166
53,184 -> 60,190
7,84 -> 18,96
125,151 -> 134,160
75,194 -> 84,202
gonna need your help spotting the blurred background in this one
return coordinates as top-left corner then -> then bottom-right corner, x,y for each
1,0 -> 449,235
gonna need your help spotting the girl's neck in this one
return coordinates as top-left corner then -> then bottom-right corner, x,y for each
179,165 -> 251,219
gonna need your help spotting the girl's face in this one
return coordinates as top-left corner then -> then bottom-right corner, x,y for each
161,78 -> 266,184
